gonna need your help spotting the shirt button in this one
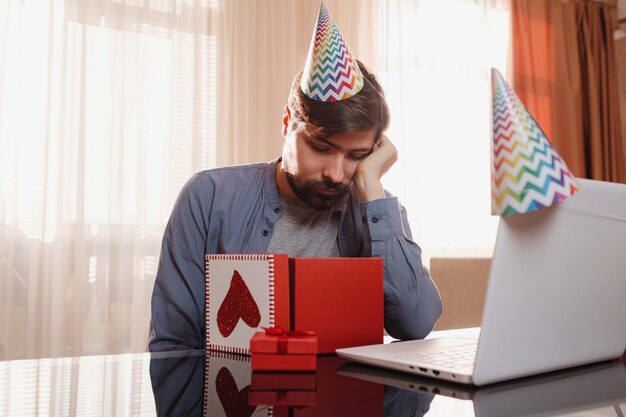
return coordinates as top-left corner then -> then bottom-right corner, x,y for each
262,230 -> 269,236
372,216 -> 380,223
273,207 -> 281,213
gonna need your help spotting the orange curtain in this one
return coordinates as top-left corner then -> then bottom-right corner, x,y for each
512,0 -> 625,183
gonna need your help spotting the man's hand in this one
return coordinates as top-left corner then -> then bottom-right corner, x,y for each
353,134 -> 398,201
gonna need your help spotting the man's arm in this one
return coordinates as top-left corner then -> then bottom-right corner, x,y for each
149,174 -> 210,351
354,135 -> 443,340
150,352 -> 204,415
360,196 -> 442,340
384,385 -> 434,417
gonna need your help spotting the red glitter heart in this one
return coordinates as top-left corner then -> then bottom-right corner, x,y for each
215,367 -> 256,417
217,270 -> 261,337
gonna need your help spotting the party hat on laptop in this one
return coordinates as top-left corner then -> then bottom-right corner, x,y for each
301,2 -> 364,102
491,68 -> 579,216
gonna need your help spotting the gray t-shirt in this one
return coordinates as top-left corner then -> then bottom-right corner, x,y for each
267,193 -> 341,257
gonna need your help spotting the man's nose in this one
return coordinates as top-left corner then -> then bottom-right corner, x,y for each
322,155 -> 345,184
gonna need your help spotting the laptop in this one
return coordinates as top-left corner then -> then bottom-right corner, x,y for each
337,360 -> 626,416
336,178 -> 626,385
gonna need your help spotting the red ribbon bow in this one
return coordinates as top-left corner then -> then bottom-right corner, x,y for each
262,327 -> 316,354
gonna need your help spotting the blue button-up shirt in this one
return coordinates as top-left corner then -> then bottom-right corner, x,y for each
149,159 -> 442,351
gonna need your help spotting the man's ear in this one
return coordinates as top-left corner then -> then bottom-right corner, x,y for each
282,106 -> 291,138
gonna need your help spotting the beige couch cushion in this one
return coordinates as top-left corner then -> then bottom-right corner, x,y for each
429,257 -> 491,330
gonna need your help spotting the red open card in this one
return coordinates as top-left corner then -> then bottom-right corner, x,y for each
248,390 -> 317,407
291,258 -> 384,353
296,356 -> 383,417
206,255 -> 383,355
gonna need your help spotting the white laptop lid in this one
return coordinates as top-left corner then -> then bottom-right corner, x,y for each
474,179 -> 626,385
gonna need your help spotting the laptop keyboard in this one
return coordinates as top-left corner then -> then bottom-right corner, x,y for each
403,343 -> 477,370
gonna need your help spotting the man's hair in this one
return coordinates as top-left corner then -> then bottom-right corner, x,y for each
286,60 -> 390,141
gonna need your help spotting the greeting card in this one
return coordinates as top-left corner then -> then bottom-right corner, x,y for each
206,254 -> 290,355
203,351 -> 270,417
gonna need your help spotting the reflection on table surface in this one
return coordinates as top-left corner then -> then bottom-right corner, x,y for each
1,348 -> 625,416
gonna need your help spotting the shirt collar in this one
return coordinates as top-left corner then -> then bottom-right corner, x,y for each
264,157 -> 283,212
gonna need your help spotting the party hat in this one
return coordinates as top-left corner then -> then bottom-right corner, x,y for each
491,68 -> 579,216
300,2 -> 364,102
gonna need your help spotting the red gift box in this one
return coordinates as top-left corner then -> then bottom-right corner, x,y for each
251,371 -> 317,391
249,370 -> 317,408
290,258 -> 384,353
248,390 -> 317,407
250,330 -> 317,371
252,354 -> 317,372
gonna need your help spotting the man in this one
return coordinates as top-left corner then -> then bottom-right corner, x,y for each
149,3 -> 442,352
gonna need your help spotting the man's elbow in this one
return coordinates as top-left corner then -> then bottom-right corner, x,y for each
148,322 -> 202,353
149,336 -> 200,353
385,295 -> 443,341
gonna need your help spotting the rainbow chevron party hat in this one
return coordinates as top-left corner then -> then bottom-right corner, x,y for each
491,68 -> 579,216
301,2 -> 364,102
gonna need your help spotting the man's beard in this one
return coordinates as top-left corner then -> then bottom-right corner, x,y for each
285,172 -> 350,210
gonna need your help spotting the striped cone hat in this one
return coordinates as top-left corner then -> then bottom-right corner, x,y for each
491,68 -> 579,216
301,2 -> 364,102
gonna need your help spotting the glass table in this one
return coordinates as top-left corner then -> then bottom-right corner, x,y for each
1,346 -> 625,416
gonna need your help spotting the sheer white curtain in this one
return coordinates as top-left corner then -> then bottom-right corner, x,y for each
0,0 -> 218,359
0,354 -> 156,416
375,0 -> 510,262
0,0 -> 510,360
